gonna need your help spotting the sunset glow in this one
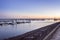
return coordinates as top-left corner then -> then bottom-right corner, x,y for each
0,0 -> 60,18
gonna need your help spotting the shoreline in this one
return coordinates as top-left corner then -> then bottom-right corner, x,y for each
5,22 -> 60,40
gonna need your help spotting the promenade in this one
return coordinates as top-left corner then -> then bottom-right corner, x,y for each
50,26 -> 60,40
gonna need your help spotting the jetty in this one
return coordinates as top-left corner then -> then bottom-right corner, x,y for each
5,22 -> 60,40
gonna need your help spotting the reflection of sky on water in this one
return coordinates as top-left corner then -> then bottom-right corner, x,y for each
0,21 -> 57,40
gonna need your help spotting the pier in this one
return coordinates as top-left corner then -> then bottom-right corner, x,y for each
5,22 -> 60,40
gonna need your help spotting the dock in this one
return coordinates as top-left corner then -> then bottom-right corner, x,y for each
0,19 -> 31,25
5,22 -> 60,40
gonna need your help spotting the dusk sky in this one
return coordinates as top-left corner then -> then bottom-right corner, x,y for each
0,0 -> 60,18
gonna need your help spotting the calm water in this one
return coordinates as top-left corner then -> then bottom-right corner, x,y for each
0,20 -> 58,40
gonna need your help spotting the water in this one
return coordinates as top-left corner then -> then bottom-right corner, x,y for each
0,20 -> 58,40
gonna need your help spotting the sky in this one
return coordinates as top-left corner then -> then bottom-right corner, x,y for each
0,0 -> 60,18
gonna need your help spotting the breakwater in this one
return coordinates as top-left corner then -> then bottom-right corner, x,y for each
5,22 -> 60,40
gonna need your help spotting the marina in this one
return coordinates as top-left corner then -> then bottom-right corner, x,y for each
0,19 -> 31,25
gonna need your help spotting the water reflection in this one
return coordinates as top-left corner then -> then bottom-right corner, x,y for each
0,20 -> 57,40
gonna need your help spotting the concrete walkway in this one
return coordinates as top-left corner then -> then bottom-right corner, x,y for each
50,26 -> 60,40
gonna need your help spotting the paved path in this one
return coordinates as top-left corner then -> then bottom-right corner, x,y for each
50,26 -> 60,40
